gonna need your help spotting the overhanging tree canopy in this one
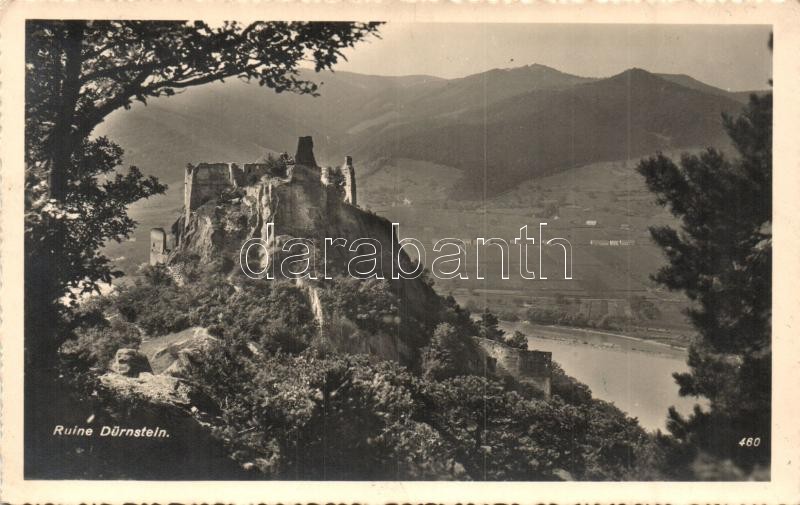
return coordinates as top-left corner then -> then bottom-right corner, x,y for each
26,20 -> 382,198
24,20 -> 382,366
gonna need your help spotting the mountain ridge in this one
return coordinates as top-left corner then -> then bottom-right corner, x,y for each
95,64 -> 749,196
356,67 -> 744,196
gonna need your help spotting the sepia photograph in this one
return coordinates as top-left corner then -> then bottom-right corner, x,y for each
2,3 -> 798,502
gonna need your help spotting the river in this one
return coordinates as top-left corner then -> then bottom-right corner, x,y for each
501,321 -> 701,432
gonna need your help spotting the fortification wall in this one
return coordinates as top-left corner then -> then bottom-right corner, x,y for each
319,156 -> 357,207
342,156 -> 357,206
475,337 -> 552,398
184,161 -> 293,226
184,163 -> 233,223
149,228 -> 169,265
183,138 -> 356,226
240,162 -> 287,185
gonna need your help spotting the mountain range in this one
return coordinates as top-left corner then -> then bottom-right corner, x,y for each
98,63 -> 767,337
95,63 -> 760,198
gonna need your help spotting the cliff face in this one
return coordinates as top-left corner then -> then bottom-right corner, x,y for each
169,162 -> 443,363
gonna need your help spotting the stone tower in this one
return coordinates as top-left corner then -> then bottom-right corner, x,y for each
149,228 -> 169,265
342,156 -> 357,206
294,136 -> 317,167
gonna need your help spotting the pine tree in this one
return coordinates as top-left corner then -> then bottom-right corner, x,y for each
637,88 -> 771,474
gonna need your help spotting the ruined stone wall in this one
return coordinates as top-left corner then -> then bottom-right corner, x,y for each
186,161 -> 291,214
319,156 -> 357,207
241,163 -> 287,185
184,163 -> 235,224
342,156 -> 357,206
149,228 -> 169,265
183,137 -> 325,225
475,337 -> 552,398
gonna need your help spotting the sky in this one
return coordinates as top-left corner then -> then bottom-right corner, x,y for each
334,24 -> 772,92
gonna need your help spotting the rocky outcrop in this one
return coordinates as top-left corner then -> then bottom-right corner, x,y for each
144,327 -> 218,375
91,370 -> 251,479
169,162 -> 443,362
101,339 -> 223,435
100,372 -> 199,408
111,348 -> 152,377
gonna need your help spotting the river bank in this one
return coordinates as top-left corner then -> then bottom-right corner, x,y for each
500,320 -> 699,432
504,320 -> 689,359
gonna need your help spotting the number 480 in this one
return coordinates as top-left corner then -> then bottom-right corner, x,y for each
739,437 -> 761,447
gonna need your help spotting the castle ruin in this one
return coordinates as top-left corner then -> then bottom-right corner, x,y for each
475,337 -> 553,398
149,227 -> 171,266
150,136 -> 358,265
320,156 -> 357,206
183,160 -> 289,226
294,136 -> 317,167
342,156 -> 357,206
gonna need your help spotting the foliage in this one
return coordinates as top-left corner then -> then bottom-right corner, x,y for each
107,266 -> 317,353
496,309 -> 520,322
319,277 -> 403,335
543,202 -> 560,219
185,339 -> 661,481
60,253 -> 663,480
25,134 -> 166,365
60,318 -> 142,368
630,295 -> 660,320
421,323 -> 476,380
206,280 -> 317,354
439,294 -> 479,337
504,330 -> 528,350
415,375 -> 585,480
25,20 -> 673,482
27,20 -> 381,199
637,91 -> 772,472
477,308 -> 504,341
318,277 -> 445,361
525,306 -> 635,331
548,362 -> 665,480
550,362 -> 593,405
186,348 -> 457,479
264,153 -> 291,177
113,268 -> 194,336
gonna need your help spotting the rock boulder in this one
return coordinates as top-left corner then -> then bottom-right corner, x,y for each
111,348 -> 152,377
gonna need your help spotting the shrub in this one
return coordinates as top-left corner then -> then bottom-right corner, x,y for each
186,347 -> 457,479
505,330 -> 528,350
318,277 -> 434,353
478,308 -> 504,341
497,309 -> 520,322
61,319 -> 142,368
421,323 -> 477,380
